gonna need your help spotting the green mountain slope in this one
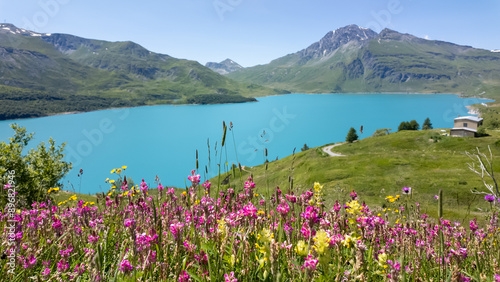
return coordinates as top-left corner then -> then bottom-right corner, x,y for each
214,129 -> 500,222
0,24 -> 275,120
228,25 -> 500,98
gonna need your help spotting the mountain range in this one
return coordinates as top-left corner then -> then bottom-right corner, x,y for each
228,25 -> 500,96
0,23 -> 277,120
1,23 -> 500,120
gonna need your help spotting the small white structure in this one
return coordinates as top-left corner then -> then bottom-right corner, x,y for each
450,116 -> 483,137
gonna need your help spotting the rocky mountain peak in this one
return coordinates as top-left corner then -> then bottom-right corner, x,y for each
205,58 -> 243,75
299,24 -> 377,61
0,23 -> 51,37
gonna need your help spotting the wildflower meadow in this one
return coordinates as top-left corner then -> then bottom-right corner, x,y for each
1,166 -> 500,281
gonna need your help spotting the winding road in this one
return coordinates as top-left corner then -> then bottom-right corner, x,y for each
322,143 -> 346,157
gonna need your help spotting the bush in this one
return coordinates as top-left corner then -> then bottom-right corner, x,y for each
345,127 -> 358,143
476,126 -> 489,137
301,143 -> 310,152
0,124 -> 72,207
372,128 -> 391,137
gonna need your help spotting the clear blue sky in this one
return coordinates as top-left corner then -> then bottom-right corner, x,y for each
1,0 -> 499,67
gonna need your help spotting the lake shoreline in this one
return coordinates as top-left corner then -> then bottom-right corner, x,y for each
2,92 -> 495,123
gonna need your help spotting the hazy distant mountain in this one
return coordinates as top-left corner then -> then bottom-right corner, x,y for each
228,24 -> 500,95
0,23 -> 272,120
205,59 -> 243,75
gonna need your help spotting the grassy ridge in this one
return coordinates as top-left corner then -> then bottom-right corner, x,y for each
215,129 -> 500,223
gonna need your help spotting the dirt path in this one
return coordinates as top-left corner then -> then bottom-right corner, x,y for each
322,143 -> 346,157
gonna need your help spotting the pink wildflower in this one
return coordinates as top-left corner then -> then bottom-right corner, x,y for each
88,234 -> 100,244
242,202 -> 258,218
179,270 -> 190,282
57,259 -> 69,272
470,219 -> 478,232
170,222 -> 184,240
140,179 -> 148,193
301,255 -> 318,272
224,271 -> 238,282
276,202 -> 290,216
188,169 -> 200,186
119,259 -> 134,274
41,267 -> 51,277
350,190 -> 357,200
124,218 -> 135,227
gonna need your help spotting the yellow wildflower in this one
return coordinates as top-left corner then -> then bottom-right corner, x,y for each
346,200 -> 362,215
122,165 -> 127,170
105,178 -> 109,183
313,182 -> 323,192
116,168 -> 122,174
295,240 -> 308,256
313,230 -> 330,256
123,191 -> 129,196
260,228 -> 272,244
341,234 -> 354,248
110,169 -> 116,174
47,187 -> 60,193
69,195 -> 77,201
378,253 -> 388,268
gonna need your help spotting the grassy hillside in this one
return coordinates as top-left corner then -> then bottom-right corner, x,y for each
212,128 -> 500,223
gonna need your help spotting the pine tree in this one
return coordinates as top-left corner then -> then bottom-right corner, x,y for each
422,117 -> 433,130
346,127 -> 358,143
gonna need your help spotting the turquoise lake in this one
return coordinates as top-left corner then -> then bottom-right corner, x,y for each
0,93 -> 492,194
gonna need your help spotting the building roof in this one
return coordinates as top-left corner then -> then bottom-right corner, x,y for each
450,127 -> 477,132
454,116 -> 483,122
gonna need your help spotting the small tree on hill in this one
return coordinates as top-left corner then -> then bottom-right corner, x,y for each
422,117 -> 433,130
346,127 -> 358,143
301,143 -> 310,152
409,120 -> 420,130
398,121 -> 410,131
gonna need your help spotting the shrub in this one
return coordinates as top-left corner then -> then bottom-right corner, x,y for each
372,128 -> 391,137
0,124 -> 72,207
301,143 -> 310,152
